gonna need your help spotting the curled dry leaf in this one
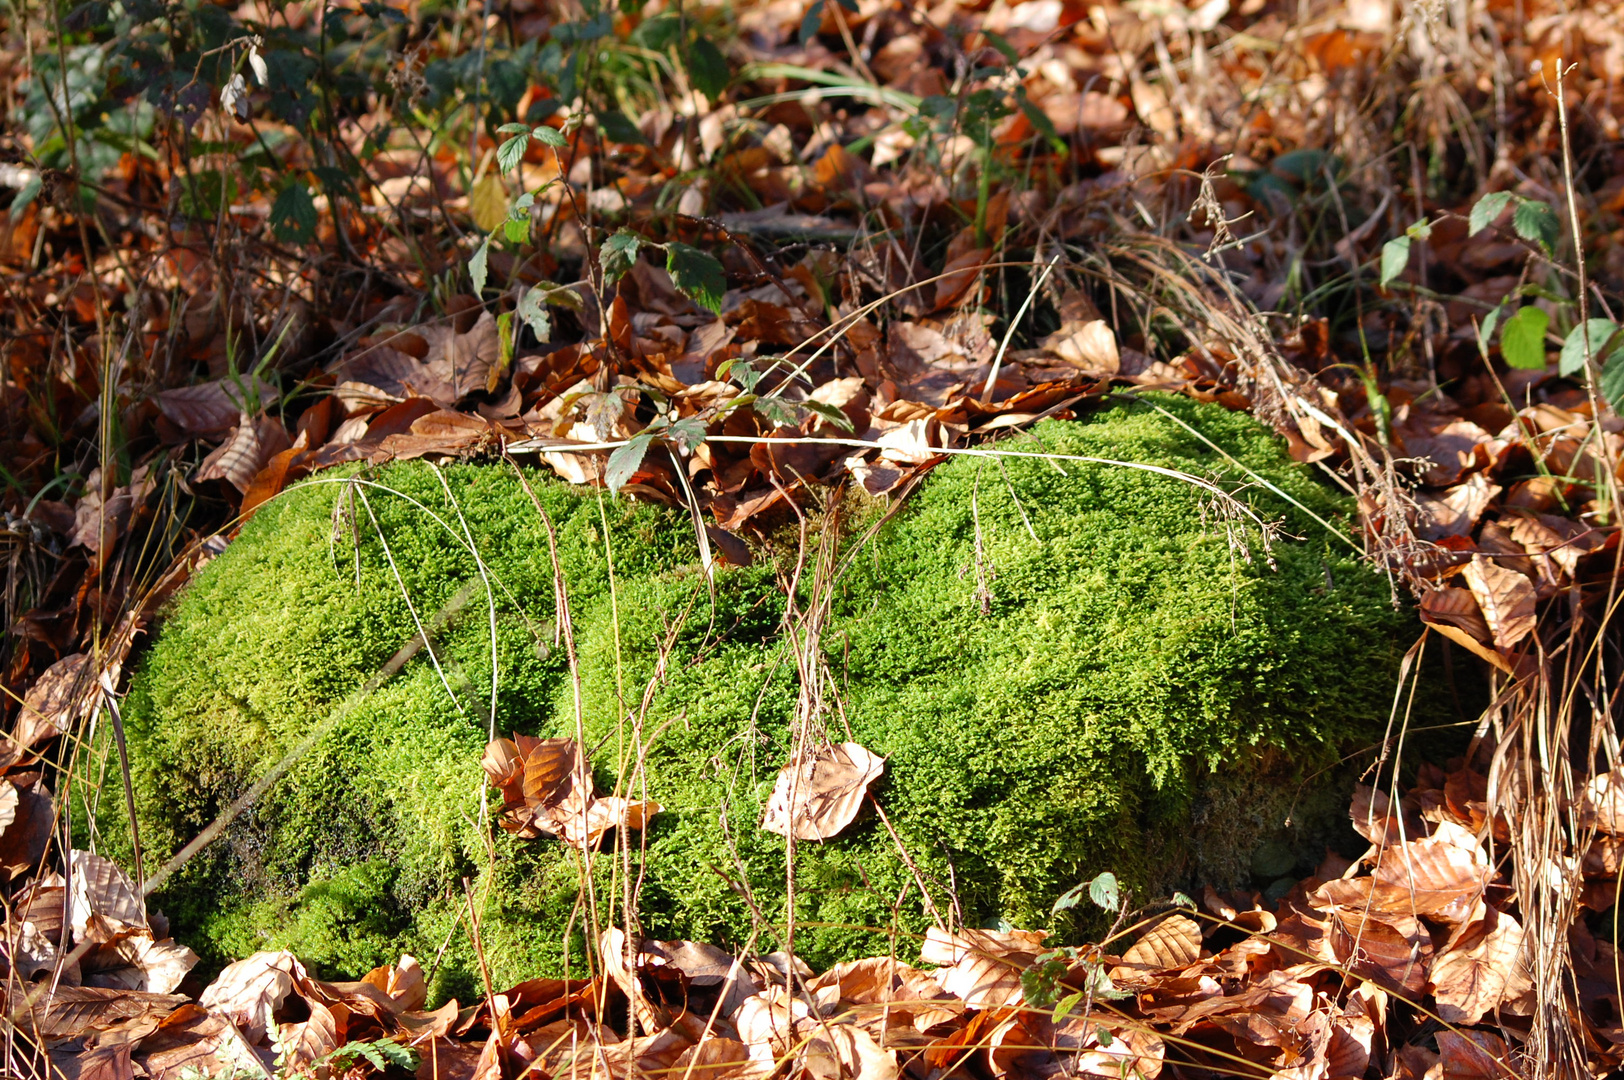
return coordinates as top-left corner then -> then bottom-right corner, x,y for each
1042,319 -> 1121,373
16,652 -> 93,751
194,413 -> 293,494
1462,554 -> 1536,651
760,741 -> 884,841
198,951 -> 303,1043
482,735 -> 660,848
155,380 -> 277,438
1418,587 -> 1513,673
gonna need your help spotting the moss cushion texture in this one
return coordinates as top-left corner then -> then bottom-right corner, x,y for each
99,395 -> 1414,1000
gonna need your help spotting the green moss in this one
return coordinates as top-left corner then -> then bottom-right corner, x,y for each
98,395 -> 1423,997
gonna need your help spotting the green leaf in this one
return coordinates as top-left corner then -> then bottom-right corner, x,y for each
497,310 -> 514,376
1469,190 -> 1513,237
752,395 -> 798,427
371,1041 -> 418,1070
532,125 -> 568,147
9,173 -> 41,222
504,216 -> 529,244
1052,882 -> 1087,916
606,430 -> 657,493
1601,350 -> 1624,411
541,283 -> 584,312
686,36 -> 730,100
1512,199 -> 1559,251
666,242 -> 726,313
1379,235 -> 1411,287
518,286 -> 551,343
803,399 -> 855,431
983,30 -> 1020,65
496,122 -> 529,134
1560,319 -> 1619,377
469,235 -> 490,296
1500,305 -> 1550,370
1088,871 -> 1119,911
595,109 -> 647,146
600,228 -> 643,284
270,183 -> 317,243
1015,87 -> 1065,153
1050,990 -> 1084,1024
497,133 -> 529,173
1476,304 -> 1503,360
800,0 -> 824,45
667,416 -> 709,454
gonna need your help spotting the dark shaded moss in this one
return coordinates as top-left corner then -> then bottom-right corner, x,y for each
100,395 -> 1422,998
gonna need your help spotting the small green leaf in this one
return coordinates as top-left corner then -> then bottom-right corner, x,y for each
983,30 -> 1020,65
496,121 -> 529,134
1500,305 -> 1550,370
1088,871 -> 1119,911
666,242 -> 726,313
532,125 -> 568,147
686,35 -> 730,100
1559,319 -> 1620,377
606,430 -> 657,493
1379,235 -> 1411,287
518,287 -> 551,343
1170,890 -> 1195,909
469,235 -> 491,296
1469,191 -> 1514,236
496,310 -> 514,376
1601,350 -> 1624,411
1050,990 -> 1084,1025
600,229 -> 643,284
1015,87 -> 1065,153
1476,304 -> 1504,361
504,216 -> 529,244
800,0 -> 824,44
1512,199 -> 1559,251
752,395 -> 798,427
1052,882 -> 1087,916
803,399 -> 855,432
497,133 -> 529,173
667,416 -> 709,454
1095,1026 -> 1114,1048
270,183 -> 317,243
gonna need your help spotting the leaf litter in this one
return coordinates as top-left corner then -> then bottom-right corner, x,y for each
5,0 -> 1624,1071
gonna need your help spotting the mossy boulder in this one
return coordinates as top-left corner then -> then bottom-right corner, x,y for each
97,395 -> 1419,1000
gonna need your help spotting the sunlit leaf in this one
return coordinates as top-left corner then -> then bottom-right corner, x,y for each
605,430 -> 656,493
1379,235 -> 1411,287
600,229 -> 643,284
803,399 -> 855,431
665,242 -> 726,313
1089,871 -> 1119,911
1499,306 -> 1549,370
468,236 -> 490,297
517,287 -> 551,343
532,125 -> 568,147
1558,318 -> 1619,377
497,133 -> 528,173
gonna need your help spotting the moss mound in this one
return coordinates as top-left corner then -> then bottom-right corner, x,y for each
98,396 -> 1418,999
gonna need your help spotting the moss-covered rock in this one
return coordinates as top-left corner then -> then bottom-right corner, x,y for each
97,396 -> 1420,999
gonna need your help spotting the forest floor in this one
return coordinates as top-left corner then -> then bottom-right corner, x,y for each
3,0 -> 1624,1075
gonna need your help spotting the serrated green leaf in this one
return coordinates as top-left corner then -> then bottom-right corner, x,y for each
532,125 -> 568,147
270,183 -> 317,243
497,133 -> 529,173
496,121 -> 529,134
1513,198 -> 1559,251
667,416 -> 709,453
1379,235 -> 1411,287
518,287 -> 551,343
686,36 -> 730,101
803,399 -> 855,431
1500,305 -> 1550,370
1559,319 -> 1619,377
600,229 -> 643,284
753,395 -> 798,427
1052,882 -> 1087,916
469,235 -> 490,296
1088,871 -> 1119,911
355,1043 -> 388,1071
505,216 -> 529,244
373,1041 -> 418,1070
1469,190 -> 1513,236
666,242 -> 726,313
497,310 -> 514,379
1601,350 -> 1624,411
541,283 -> 584,312
1051,990 -> 1084,1025
606,430 -> 656,493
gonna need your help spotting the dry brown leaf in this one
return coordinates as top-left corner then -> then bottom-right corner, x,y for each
1370,821 -> 1489,915
1434,1030 -> 1515,1079
1429,902 -> 1531,1025
276,1000 -> 341,1070
1042,319 -> 1120,373
672,1036 -> 770,1080
195,413 -> 293,494
1462,554 -> 1536,651
198,951 -> 303,1043
1114,914 -> 1202,981
921,927 -> 1047,1009
17,652 -> 93,751
29,985 -> 188,1043
69,850 -> 146,943
1418,588 -> 1513,673
422,311 -> 500,401
1326,905 -> 1431,995
360,954 -> 427,1013
155,380 -> 277,438
761,741 -> 884,841
1577,767 -> 1624,832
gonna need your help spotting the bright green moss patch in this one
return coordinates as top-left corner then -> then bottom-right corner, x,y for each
99,395 -> 1421,997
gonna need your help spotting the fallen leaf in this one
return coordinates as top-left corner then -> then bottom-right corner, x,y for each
1042,319 -> 1120,373
195,413 -> 293,494
198,951 -> 303,1043
16,652 -> 93,751
1429,902 -> 1531,1024
1117,914 -> 1203,975
1462,554 -> 1536,651
921,927 -> 1047,1008
760,741 -> 885,841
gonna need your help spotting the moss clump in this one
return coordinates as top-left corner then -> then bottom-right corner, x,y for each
100,395 -> 1420,997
